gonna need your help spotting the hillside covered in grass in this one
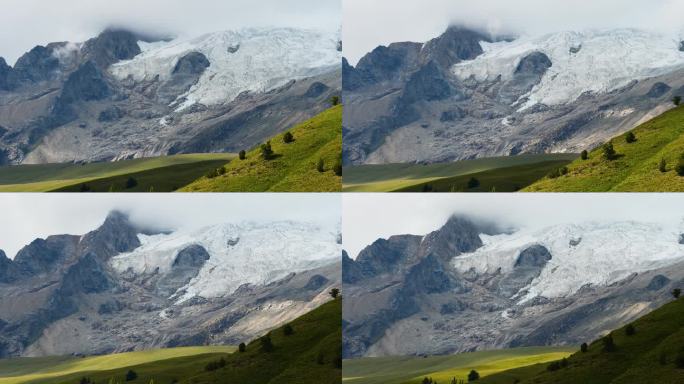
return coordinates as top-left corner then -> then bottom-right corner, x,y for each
342,347 -> 574,384
342,154 -> 576,192
526,105 -> 684,192
480,293 -> 684,384
0,299 -> 341,384
0,154 -> 235,192
181,105 -> 342,192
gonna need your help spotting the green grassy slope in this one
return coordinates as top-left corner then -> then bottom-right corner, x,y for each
342,154 -> 577,192
526,105 -> 684,192
342,347 -> 575,384
0,346 -> 236,384
480,296 -> 684,384
0,153 -> 235,192
181,106 -> 342,192
0,299 -> 341,384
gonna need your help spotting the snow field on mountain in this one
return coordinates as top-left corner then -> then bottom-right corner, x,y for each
110,28 -> 341,110
452,29 -> 684,109
110,221 -> 342,301
452,221 -> 684,302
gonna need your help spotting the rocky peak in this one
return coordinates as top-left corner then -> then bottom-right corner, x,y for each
82,29 -> 142,68
12,45 -> 60,83
354,234 -> 422,277
418,216 -> 484,262
354,42 -> 422,86
0,249 -> 19,283
80,210 -> 141,259
13,235 -> 79,276
0,58 -> 13,91
419,26 -> 490,68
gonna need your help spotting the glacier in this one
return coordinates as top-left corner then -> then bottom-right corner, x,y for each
110,221 -> 342,302
110,27 -> 341,110
452,29 -> 684,109
452,221 -> 684,302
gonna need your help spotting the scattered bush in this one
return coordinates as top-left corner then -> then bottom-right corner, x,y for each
580,342 -> 588,353
260,141 -> 274,160
283,131 -> 294,144
205,357 -> 227,371
659,158 -> 667,173
283,324 -> 294,336
559,166 -> 569,176
317,158 -> 325,173
676,156 -> 684,176
674,96 -> 682,106
673,288 -> 682,299
422,184 -> 433,192
317,350 -> 326,365
660,352 -> 668,366
239,150 -> 246,160
260,334 -> 274,352
625,132 -> 636,143
467,177 -> 480,189
80,183 -> 91,192
468,369 -> 480,382
581,150 -> 588,160
330,95 -> 341,106
125,370 -> 138,381
602,142 -> 617,160
125,177 -> 138,189
329,288 -> 340,299
676,353 -> 684,369
238,342 -> 246,352
602,334 -> 616,352
625,324 -> 636,336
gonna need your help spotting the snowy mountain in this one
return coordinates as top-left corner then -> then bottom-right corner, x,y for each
0,27 -> 341,164
111,28 -> 341,110
343,26 -> 684,165
453,221 -> 684,301
111,221 -> 341,302
0,212 -> 341,357
343,216 -> 684,357
453,29 -> 684,109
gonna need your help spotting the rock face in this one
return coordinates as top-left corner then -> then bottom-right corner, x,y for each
0,27 -> 341,164
82,29 -> 142,68
343,217 -> 684,358
0,212 -> 340,358
344,27 -> 684,165
343,216 -> 488,357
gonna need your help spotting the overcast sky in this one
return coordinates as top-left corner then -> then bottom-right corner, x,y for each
0,0 -> 341,64
0,194 -> 340,259
343,0 -> 684,64
343,194 -> 684,258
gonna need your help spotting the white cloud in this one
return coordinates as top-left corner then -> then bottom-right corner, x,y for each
0,0 -> 341,64
343,0 -> 684,65
343,193 -> 684,259
0,193 -> 341,259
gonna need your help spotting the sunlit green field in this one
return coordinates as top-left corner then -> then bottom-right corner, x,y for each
342,154 -> 577,192
0,153 -> 235,192
526,105 -> 684,192
342,347 -> 575,384
0,346 -> 236,384
182,106 -> 342,192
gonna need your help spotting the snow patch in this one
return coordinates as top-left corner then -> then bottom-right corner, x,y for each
452,29 -> 684,109
110,221 -> 341,302
110,27 -> 341,111
452,221 -> 684,302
